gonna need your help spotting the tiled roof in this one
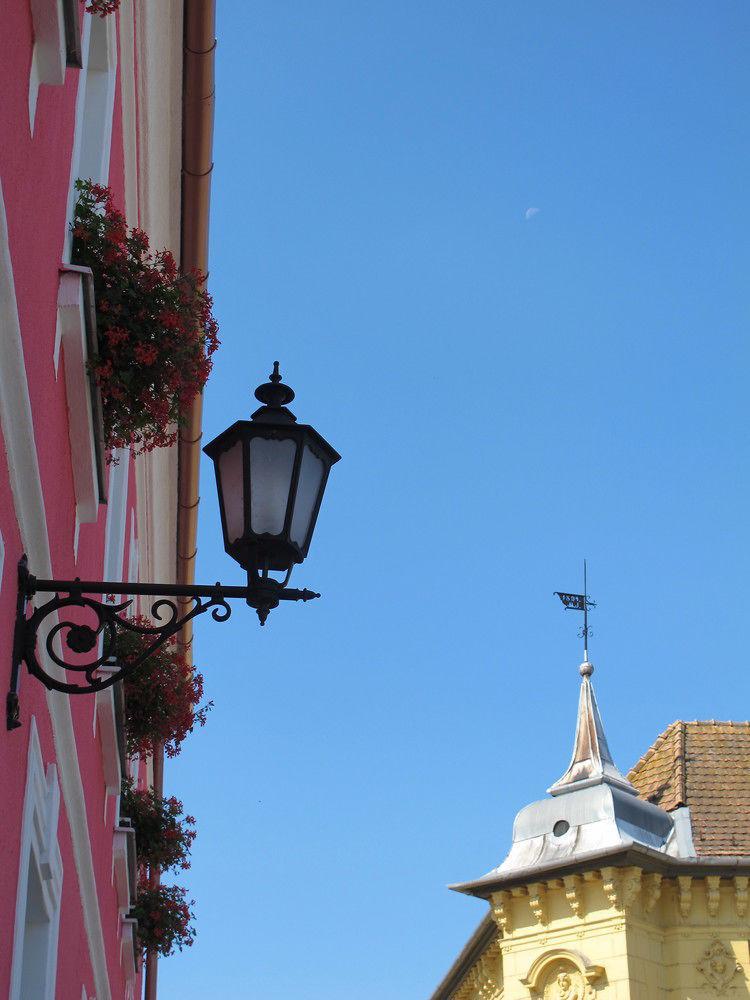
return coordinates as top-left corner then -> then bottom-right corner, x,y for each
628,721 -> 750,857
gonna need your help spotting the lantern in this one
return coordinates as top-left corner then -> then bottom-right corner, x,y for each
203,363 -> 341,594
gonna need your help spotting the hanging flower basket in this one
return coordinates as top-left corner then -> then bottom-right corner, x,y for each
71,179 -> 219,459
131,881 -> 196,957
117,616 -> 212,759
121,779 -> 197,876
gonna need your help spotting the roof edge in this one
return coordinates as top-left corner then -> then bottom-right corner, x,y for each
449,844 -> 750,899
428,912 -> 497,1000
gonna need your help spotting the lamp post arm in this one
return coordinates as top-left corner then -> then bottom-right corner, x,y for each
7,556 -> 320,730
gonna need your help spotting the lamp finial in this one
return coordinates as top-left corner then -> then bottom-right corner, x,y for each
253,362 -> 296,416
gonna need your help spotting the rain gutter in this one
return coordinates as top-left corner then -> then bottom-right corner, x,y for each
144,4 -> 215,999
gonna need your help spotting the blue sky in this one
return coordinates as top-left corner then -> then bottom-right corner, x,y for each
160,4 -> 750,997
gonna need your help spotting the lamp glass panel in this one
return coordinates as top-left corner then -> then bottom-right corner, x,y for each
290,443 -> 325,546
249,436 -> 297,535
218,441 -> 245,543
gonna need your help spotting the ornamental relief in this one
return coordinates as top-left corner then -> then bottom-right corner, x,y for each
452,942 -> 503,1000
539,962 -> 595,1000
696,940 -> 742,995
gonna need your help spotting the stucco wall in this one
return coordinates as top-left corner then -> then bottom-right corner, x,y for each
448,869 -> 750,999
0,2 -> 183,997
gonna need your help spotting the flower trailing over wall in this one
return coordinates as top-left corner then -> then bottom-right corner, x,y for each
121,779 -> 197,876
71,179 -> 219,459
117,616 -> 212,759
132,882 -> 196,957
86,1 -> 121,17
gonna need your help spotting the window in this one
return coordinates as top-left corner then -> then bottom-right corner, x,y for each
77,13 -> 117,184
10,718 -> 63,1000
28,0 -> 66,132
63,10 -> 117,261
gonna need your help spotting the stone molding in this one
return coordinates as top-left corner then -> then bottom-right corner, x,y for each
528,883 -> 548,926
677,875 -> 693,919
706,876 -> 721,918
491,891 -> 514,935
520,948 -> 604,999
641,872 -> 662,914
734,876 -> 748,917
563,875 -> 584,919
451,940 -> 503,1000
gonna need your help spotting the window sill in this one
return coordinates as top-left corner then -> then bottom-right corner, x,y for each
113,822 -> 137,913
120,915 -> 139,983
58,265 -> 107,524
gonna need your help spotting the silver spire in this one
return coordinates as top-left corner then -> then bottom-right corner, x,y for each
548,659 -> 636,796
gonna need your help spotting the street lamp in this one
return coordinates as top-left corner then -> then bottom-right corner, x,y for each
204,362 -> 340,623
7,364 -> 340,729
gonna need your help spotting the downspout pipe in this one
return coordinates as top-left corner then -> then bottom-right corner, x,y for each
144,4 -> 215,999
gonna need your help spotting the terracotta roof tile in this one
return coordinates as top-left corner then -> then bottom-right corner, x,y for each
627,721 -> 750,857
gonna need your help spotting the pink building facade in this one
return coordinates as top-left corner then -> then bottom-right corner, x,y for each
0,3 -> 213,997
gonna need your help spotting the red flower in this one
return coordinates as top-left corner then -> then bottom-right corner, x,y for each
86,0 -> 120,15
132,881 -> 197,957
134,343 -> 158,366
71,179 -> 219,460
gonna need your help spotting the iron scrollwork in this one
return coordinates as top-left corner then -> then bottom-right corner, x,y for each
7,555 -> 319,730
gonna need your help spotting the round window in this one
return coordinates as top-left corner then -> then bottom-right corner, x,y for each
553,819 -> 570,837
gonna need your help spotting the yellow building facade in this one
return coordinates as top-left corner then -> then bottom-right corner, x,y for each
431,664 -> 750,999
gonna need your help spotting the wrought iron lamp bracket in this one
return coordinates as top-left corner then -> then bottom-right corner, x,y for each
7,555 -> 320,731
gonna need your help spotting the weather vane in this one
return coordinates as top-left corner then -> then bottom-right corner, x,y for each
554,559 -> 596,662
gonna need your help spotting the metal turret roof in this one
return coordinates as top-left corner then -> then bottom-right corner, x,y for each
548,661 -> 636,797
450,658 -> 686,896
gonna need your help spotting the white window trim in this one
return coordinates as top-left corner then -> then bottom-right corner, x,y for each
120,916 -> 138,989
28,0 -> 67,134
103,454 -> 130,581
9,717 -> 64,1000
63,10 -> 118,262
93,661 -> 123,796
112,823 -> 136,915
58,264 -> 107,527
92,448 -> 130,783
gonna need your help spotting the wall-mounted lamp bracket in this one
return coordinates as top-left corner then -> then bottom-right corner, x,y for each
7,555 -> 319,731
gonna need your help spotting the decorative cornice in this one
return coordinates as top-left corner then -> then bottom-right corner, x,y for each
428,914 -> 498,1000
450,842 -> 750,901
490,891 -> 513,936
734,876 -> 748,918
642,872 -> 663,914
451,940 -> 503,1000
563,874 -> 585,919
677,875 -> 693,919
706,875 -> 721,918
620,867 -> 642,912
598,866 -> 642,913
600,867 -> 620,910
528,882 -> 548,926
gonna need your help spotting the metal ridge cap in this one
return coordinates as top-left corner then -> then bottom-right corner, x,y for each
448,845 -> 750,898
427,912 -> 497,1000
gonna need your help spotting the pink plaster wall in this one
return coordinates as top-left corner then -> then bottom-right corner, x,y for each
0,3 -> 149,997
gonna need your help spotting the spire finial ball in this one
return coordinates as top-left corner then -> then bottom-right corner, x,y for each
579,661 -> 594,677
